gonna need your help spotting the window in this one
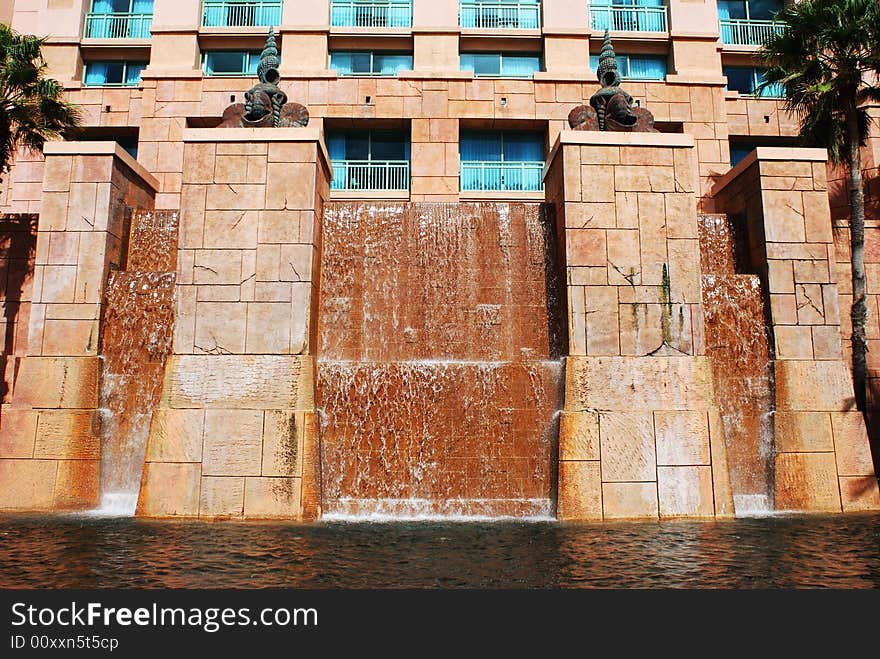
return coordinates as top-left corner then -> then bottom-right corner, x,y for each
85,0 -> 153,38
327,130 -> 411,191
83,61 -> 146,86
460,131 -> 545,192
202,51 -> 261,76
589,54 -> 667,80
460,53 -> 541,78
329,51 -> 413,76
723,65 -> 784,97
330,1 -> 413,28
201,0 -> 282,28
459,0 -> 541,30
590,0 -> 668,33
89,0 -> 152,13
717,0 -> 782,22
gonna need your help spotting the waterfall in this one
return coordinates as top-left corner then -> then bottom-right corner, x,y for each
92,210 -> 178,516
317,202 -> 565,519
698,214 -> 775,514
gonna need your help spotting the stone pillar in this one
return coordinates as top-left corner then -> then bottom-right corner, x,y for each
712,147 -> 880,512
0,142 -> 158,511
545,131 -> 734,520
136,127 -> 330,520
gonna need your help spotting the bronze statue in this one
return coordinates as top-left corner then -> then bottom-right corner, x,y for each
568,30 -> 657,133
218,28 -> 309,128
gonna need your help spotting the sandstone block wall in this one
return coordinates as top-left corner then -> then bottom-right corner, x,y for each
0,143 -> 158,511
712,147 -> 880,512
136,128 -> 329,520
546,131 -> 734,520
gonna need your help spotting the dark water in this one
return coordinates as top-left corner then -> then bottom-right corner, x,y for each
1,514 -> 879,589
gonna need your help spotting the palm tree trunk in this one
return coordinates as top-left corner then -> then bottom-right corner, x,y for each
846,108 -> 868,412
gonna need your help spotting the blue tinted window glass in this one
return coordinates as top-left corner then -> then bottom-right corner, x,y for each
460,132 -> 503,161
723,65 -> 757,93
502,55 -> 540,77
503,133 -> 544,161
124,62 -> 146,85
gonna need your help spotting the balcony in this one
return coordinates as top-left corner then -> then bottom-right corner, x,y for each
590,5 -> 668,33
719,18 -> 782,46
83,12 -> 152,39
201,0 -> 282,28
330,160 -> 410,191
330,1 -> 413,28
460,1 -> 541,30
460,161 -> 544,192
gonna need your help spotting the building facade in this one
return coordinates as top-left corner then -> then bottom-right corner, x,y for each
1,0 -> 880,518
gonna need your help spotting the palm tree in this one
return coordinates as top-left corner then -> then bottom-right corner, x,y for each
759,0 -> 880,413
0,23 -> 80,186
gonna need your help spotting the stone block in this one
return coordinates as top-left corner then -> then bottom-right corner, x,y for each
559,411 -> 599,461
34,410 -> 100,459
774,326 -> 814,360
145,409 -> 204,463
830,412 -> 875,476
774,360 -> 857,411
0,408 -> 37,458
202,409 -> 263,477
838,476 -> 880,511
775,452 -> 841,512
136,462 -> 201,517
657,465 -> 714,517
246,302 -> 292,354
0,459 -> 57,510
266,163 -> 315,210
199,476 -> 245,518
53,459 -> 99,509
602,482 -> 659,519
164,355 -> 314,410
262,410 -> 301,477
774,411 -> 834,453
708,409 -> 735,517
654,411 -> 710,466
557,461 -> 602,521
599,411 -> 656,482
566,356 -> 716,412
762,190 -> 806,243
244,476 -> 301,519
13,356 -> 99,409
194,301 -> 247,355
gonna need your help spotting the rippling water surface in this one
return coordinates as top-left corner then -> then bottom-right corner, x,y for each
1,514 -> 879,588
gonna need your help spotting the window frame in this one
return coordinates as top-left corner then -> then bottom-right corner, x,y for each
328,50 -> 413,77
459,52 -> 542,78
201,50 -> 261,77
83,60 -> 147,87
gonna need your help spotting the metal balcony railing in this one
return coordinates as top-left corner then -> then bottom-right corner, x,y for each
460,161 -> 545,192
330,1 -> 413,28
201,0 -> 282,27
330,160 -> 411,191
460,1 -> 541,29
719,18 -> 782,45
83,12 -> 153,39
590,5 -> 668,33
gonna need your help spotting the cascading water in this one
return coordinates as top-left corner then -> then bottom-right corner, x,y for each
698,213 -> 775,514
93,210 -> 178,516
317,202 -> 565,520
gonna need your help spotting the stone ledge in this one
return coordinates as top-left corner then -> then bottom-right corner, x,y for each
711,146 -> 828,197
42,141 -> 160,192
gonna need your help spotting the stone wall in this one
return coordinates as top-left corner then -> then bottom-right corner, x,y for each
712,147 -> 880,511
547,131 -> 734,520
136,128 -> 329,520
0,143 -> 158,511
